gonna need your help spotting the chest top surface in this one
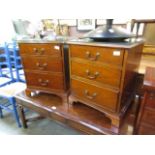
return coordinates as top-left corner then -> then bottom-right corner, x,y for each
67,38 -> 144,49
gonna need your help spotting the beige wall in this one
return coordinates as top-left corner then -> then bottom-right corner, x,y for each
144,23 -> 155,45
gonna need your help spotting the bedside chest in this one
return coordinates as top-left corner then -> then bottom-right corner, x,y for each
68,41 -> 143,133
136,67 -> 155,134
18,42 -> 69,102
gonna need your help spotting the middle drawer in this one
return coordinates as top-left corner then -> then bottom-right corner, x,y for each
70,60 -> 122,88
22,56 -> 63,72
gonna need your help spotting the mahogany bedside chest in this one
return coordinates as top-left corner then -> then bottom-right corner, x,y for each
18,41 -> 69,102
136,67 -> 155,134
68,40 -> 144,133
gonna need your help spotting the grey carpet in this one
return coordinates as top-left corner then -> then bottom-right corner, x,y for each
0,98 -> 81,135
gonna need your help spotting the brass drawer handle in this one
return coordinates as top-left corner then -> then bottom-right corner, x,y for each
85,69 -> 99,79
33,48 -> 45,55
33,48 -> 38,52
38,79 -> 49,86
36,62 -> 47,70
40,48 -> 45,54
84,90 -> 97,100
86,51 -> 100,61
149,93 -> 155,100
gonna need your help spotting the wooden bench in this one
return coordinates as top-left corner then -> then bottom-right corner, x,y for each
15,90 -> 141,135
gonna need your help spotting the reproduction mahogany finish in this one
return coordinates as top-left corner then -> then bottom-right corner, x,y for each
68,41 -> 144,132
18,42 -> 69,102
136,67 -> 155,134
15,91 -> 139,135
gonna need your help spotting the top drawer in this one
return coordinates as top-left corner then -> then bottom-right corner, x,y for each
69,45 -> 124,66
19,43 -> 62,57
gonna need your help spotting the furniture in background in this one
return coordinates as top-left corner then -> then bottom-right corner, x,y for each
9,41 -> 25,82
0,42 -> 25,84
136,67 -> 155,134
68,40 -> 144,133
0,42 -> 26,127
0,82 -> 26,127
131,19 -> 155,55
0,43 -> 14,87
18,42 -> 69,102
131,19 -> 155,74
6,42 -> 25,82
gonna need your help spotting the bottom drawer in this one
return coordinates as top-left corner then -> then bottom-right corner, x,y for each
142,108 -> 155,126
138,124 -> 155,135
146,92 -> 155,109
71,79 -> 119,112
25,72 -> 64,91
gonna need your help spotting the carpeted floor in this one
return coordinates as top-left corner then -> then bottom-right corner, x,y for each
0,101 -> 81,135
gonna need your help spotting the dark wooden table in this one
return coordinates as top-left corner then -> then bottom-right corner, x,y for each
15,90 -> 140,135
136,67 -> 155,134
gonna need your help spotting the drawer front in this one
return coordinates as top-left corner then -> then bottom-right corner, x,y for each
25,72 -> 64,90
146,92 -> 155,109
142,108 -> 155,126
71,60 -> 121,87
19,43 -> 62,56
69,45 -> 124,66
71,79 -> 118,112
138,124 -> 155,135
22,56 -> 63,72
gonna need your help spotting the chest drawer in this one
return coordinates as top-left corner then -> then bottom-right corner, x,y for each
19,43 -> 62,56
146,92 -> 155,109
138,123 -> 155,135
71,60 -> 121,88
141,108 -> 155,126
69,45 -> 124,66
22,56 -> 63,72
71,79 -> 119,112
25,72 -> 64,90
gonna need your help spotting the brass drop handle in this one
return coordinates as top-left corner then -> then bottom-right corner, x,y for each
149,93 -> 154,100
33,48 -> 45,55
38,79 -> 49,86
85,69 -> 99,79
36,62 -> 47,70
33,48 -> 38,53
86,51 -> 100,61
40,48 -> 45,54
84,90 -> 97,100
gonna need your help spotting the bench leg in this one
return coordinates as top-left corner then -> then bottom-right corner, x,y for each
18,105 -> 28,128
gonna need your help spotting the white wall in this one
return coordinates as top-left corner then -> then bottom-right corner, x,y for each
0,19 -> 16,44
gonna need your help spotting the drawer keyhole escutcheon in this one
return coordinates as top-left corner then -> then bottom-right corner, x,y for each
85,69 -> 99,79
149,93 -> 155,100
84,90 -> 97,100
86,51 -> 100,61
